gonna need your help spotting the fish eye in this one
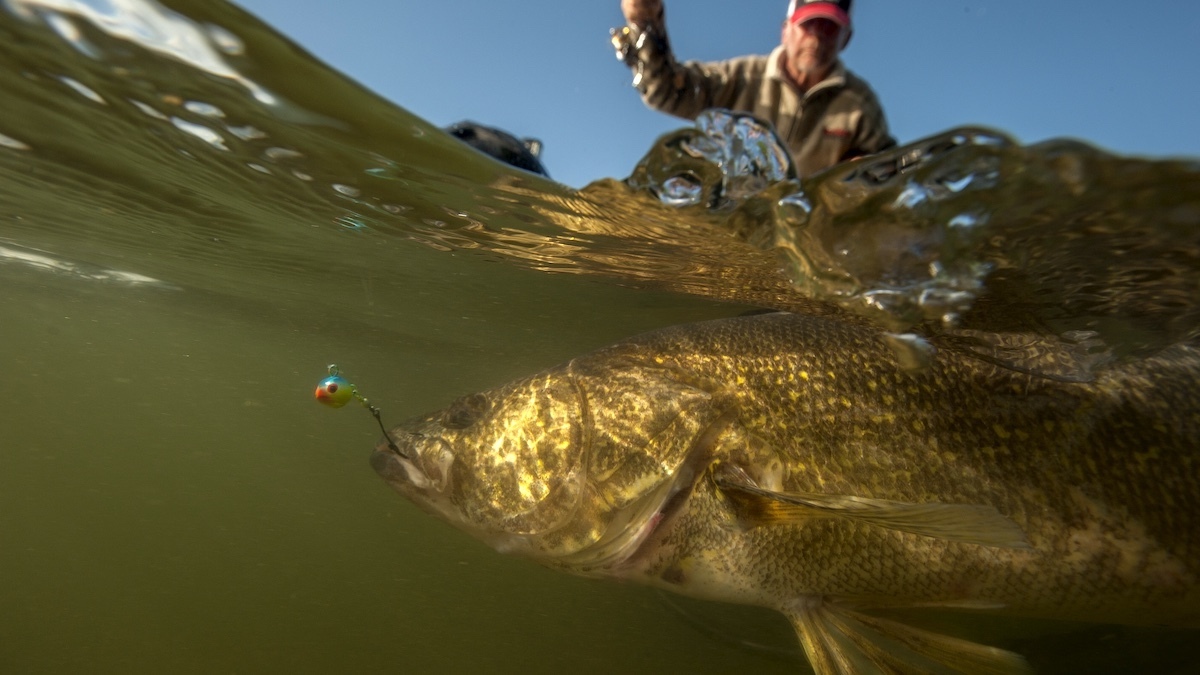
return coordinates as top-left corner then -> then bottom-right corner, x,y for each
326,383 -> 338,393
442,393 -> 489,430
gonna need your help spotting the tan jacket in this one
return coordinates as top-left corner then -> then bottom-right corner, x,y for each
624,25 -> 896,177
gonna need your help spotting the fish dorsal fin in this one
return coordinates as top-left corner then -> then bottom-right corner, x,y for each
784,601 -> 1032,675
715,468 -> 1030,550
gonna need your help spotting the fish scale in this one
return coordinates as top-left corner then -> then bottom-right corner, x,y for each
372,311 -> 1200,674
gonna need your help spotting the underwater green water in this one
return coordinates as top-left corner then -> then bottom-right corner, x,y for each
1,231 -> 768,675
1,1 -> 1197,673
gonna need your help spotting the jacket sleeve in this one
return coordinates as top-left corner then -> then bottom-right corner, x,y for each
845,89 -> 896,160
620,15 -> 744,121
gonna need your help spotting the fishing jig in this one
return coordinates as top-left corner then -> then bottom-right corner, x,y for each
315,364 -> 402,454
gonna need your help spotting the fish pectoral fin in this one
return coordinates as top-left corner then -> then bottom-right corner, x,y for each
715,468 -> 1030,550
783,602 -> 1032,675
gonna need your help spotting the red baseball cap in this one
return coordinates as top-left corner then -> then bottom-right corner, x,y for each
786,0 -> 853,48
787,0 -> 852,30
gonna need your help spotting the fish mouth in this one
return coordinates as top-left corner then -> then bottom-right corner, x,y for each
370,440 -> 415,485
370,426 -> 471,534
370,430 -> 438,492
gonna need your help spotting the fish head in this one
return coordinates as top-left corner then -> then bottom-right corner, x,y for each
371,349 -> 724,570
371,368 -> 587,556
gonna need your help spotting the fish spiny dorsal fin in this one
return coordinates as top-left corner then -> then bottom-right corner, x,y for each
783,601 -> 1033,675
714,467 -> 1031,550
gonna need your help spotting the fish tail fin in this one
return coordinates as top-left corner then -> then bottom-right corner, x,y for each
783,602 -> 1032,675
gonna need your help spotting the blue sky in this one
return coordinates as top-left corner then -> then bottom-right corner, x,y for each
234,1 -> 1200,188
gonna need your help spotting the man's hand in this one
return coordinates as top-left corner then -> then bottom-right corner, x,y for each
621,0 -> 663,27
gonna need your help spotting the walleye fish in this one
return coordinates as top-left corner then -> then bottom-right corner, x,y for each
371,312 -> 1200,674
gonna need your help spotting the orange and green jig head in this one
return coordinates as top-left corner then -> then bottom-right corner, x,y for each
315,366 -> 357,408
314,364 -> 403,454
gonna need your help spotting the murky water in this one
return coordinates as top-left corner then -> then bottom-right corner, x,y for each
1,1 -> 1197,673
